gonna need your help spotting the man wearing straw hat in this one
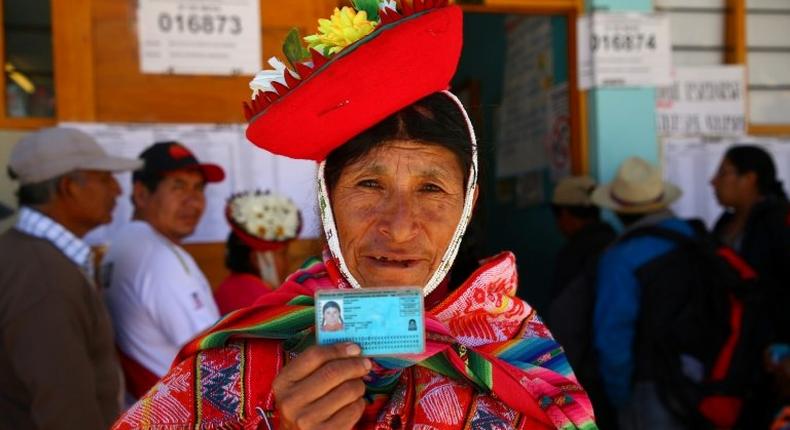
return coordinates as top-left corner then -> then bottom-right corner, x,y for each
589,157 -> 690,430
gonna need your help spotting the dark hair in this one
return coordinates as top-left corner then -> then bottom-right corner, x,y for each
323,300 -> 340,312
617,213 -> 646,227
224,232 -> 257,275
551,204 -> 601,221
133,172 -> 166,193
321,300 -> 343,326
725,145 -> 787,200
324,92 -> 474,192
14,172 -> 82,206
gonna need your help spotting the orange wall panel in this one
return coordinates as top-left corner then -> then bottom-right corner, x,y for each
86,0 -> 337,123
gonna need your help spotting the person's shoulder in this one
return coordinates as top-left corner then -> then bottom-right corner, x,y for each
0,231 -> 86,314
754,197 -> 790,230
0,229 -> 74,269
105,222 -> 177,266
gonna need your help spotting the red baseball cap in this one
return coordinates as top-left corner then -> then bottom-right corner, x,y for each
133,141 -> 225,183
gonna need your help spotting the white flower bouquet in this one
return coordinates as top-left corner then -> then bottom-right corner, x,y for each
226,190 -> 301,249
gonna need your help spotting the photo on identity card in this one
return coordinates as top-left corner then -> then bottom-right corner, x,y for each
315,287 -> 425,356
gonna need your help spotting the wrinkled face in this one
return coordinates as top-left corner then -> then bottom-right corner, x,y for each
710,158 -> 755,208
323,306 -> 340,325
134,169 -> 207,242
70,170 -> 122,228
330,141 -> 468,288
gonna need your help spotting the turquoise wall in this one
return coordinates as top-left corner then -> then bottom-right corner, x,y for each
586,0 -> 657,183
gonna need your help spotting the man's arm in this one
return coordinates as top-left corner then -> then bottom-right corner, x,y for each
593,248 -> 641,408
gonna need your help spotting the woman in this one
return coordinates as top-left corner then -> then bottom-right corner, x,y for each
113,3 -> 596,429
710,145 -> 789,309
214,231 -> 277,315
320,301 -> 344,332
215,191 -> 301,315
711,145 -> 790,427
711,146 -> 788,263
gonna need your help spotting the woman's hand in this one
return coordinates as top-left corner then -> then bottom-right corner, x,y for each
272,343 -> 371,430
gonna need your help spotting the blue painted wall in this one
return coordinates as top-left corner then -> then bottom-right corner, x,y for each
586,0 -> 657,183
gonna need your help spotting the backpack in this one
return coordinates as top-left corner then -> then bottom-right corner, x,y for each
623,221 -> 766,429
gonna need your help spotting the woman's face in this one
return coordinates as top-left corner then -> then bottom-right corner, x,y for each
323,306 -> 340,325
330,140 -> 469,288
710,158 -> 756,208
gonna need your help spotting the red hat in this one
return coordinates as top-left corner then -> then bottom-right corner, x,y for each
134,141 -> 225,183
243,1 -> 462,161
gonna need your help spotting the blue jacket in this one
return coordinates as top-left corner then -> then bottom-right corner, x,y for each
593,215 -> 694,407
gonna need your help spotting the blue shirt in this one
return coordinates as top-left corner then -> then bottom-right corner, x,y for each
593,214 -> 694,407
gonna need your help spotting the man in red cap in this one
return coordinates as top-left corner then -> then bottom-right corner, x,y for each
101,141 -> 225,400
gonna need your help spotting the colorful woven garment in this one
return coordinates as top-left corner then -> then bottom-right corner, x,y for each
113,252 -> 597,430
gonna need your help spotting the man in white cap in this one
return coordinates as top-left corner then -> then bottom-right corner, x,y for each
589,157 -> 690,429
0,127 -> 142,429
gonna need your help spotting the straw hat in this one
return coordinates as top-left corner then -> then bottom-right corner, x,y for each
552,176 -> 597,206
591,157 -> 681,214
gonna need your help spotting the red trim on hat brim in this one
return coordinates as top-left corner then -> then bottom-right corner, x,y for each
225,206 -> 302,252
196,163 -> 225,183
245,6 -> 463,161
163,163 -> 225,183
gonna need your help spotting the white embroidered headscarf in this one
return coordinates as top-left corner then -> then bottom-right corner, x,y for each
316,90 -> 478,296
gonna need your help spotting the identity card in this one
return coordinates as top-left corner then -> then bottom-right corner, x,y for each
315,287 -> 425,356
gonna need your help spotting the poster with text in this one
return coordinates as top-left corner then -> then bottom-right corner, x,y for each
137,0 -> 262,75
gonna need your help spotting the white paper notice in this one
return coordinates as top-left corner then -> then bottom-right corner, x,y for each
657,66 -> 746,137
545,83 -> 570,181
137,0 -> 262,75
577,13 -> 672,89
496,16 -> 554,178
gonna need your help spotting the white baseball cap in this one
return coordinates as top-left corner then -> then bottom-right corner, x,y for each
9,127 -> 143,185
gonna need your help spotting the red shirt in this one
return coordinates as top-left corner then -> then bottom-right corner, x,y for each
213,273 -> 274,315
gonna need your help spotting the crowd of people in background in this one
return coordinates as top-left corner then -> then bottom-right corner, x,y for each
0,129 -> 308,429
0,126 -> 787,429
546,149 -> 789,430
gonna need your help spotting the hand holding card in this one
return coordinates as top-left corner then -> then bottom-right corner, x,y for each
272,343 -> 371,429
315,287 -> 426,356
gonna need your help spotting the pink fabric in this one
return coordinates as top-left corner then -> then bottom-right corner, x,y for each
213,273 -> 274,315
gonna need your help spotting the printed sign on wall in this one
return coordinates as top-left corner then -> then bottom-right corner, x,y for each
577,13 -> 672,89
657,66 -> 746,137
137,0 -> 262,75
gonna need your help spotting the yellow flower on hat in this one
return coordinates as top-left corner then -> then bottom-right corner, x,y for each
304,7 -> 377,56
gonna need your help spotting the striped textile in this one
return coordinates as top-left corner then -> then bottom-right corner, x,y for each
173,252 -> 597,430
15,206 -> 94,279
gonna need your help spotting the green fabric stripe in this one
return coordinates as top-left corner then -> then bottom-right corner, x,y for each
198,307 -> 315,350
467,350 -> 494,389
417,354 -> 467,385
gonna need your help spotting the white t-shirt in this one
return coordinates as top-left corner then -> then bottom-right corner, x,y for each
102,221 -> 220,377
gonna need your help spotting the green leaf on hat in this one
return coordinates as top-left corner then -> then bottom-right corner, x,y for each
283,27 -> 311,70
352,0 -> 380,22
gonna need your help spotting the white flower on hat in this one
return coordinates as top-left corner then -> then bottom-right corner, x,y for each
379,0 -> 397,12
249,57 -> 300,99
228,190 -> 300,241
